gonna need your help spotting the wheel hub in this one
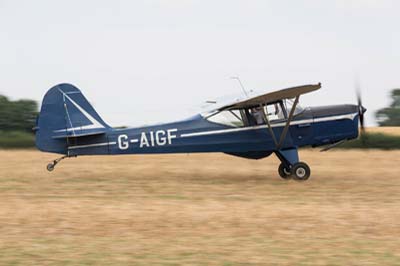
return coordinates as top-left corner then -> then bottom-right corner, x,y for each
295,168 -> 306,178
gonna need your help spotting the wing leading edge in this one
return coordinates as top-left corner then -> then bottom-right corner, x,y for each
220,83 -> 321,110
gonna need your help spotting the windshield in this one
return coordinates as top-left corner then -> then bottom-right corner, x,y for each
284,99 -> 304,116
206,110 -> 244,127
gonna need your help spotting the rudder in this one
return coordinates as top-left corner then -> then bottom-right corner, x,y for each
35,83 -> 110,154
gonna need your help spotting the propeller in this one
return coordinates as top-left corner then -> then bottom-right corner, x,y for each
356,85 -> 367,143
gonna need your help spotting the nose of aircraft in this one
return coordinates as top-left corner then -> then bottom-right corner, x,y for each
310,104 -> 361,147
311,104 -> 359,119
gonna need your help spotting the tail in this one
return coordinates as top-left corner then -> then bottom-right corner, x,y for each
35,83 -> 110,154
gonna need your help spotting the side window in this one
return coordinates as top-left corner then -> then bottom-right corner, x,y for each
207,110 -> 244,127
265,103 -> 285,121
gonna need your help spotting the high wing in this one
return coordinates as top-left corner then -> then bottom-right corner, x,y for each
219,83 -> 321,111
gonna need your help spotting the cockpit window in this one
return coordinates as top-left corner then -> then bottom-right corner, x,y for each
265,103 -> 285,121
205,99 -> 303,127
206,110 -> 244,127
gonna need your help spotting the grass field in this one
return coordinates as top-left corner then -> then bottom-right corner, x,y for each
0,150 -> 400,265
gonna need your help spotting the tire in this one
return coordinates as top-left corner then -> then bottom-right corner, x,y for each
47,163 -> 54,172
292,162 -> 311,181
278,163 -> 292,180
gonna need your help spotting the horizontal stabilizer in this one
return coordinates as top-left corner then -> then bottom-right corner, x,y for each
52,128 -> 107,139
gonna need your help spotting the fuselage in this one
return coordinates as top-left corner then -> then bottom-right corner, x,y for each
35,83 -> 364,180
65,104 -> 359,159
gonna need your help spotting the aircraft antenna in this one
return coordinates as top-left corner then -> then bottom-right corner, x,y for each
230,76 -> 249,98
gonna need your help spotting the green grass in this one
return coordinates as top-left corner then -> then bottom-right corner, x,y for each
0,131 -> 35,148
340,132 -> 400,150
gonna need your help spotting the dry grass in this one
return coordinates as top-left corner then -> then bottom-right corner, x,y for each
0,150 -> 400,265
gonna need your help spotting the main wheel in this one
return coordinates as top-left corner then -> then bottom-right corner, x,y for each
292,162 -> 311,181
278,163 -> 292,180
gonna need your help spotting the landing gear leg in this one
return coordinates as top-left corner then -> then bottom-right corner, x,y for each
275,148 -> 311,181
47,155 -> 68,172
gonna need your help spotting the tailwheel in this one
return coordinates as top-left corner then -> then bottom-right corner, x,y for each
47,163 -> 55,172
46,155 -> 68,172
278,163 -> 292,180
292,162 -> 311,181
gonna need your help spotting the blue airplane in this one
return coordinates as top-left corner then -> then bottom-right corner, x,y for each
34,83 -> 366,181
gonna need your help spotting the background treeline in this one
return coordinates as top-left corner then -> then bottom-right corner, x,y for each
0,95 -> 37,148
1,90 -> 400,149
0,95 -> 38,132
376,89 -> 400,126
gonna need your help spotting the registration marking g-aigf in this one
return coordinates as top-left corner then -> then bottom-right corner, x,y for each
118,129 -> 178,150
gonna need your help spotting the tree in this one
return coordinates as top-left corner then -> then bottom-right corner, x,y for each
376,89 -> 400,126
0,95 -> 38,132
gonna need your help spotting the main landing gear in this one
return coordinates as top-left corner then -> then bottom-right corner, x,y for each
275,149 -> 311,181
278,162 -> 311,181
46,155 -> 70,172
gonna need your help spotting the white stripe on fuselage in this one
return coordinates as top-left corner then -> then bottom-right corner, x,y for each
68,142 -> 116,150
180,112 -> 358,138
67,113 -> 358,150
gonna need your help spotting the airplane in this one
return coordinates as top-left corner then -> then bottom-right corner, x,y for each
34,82 -> 366,181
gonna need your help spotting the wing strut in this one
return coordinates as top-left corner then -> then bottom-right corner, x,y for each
277,95 -> 299,149
260,104 -> 279,147
261,95 -> 300,150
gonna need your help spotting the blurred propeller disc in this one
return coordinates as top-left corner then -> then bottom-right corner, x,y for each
356,90 -> 366,132
355,83 -> 367,144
